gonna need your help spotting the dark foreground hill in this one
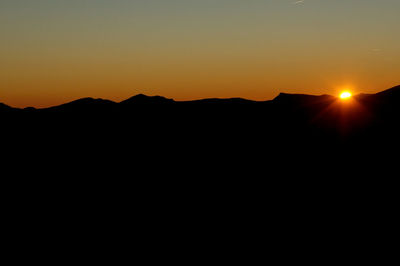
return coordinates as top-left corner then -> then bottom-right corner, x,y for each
2,87 -> 399,252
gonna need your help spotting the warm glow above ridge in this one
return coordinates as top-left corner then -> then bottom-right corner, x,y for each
340,91 -> 352,100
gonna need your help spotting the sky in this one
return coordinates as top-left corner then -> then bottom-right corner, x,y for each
0,0 -> 399,107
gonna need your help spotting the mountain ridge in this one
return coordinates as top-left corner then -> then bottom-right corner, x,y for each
1,85 -> 399,110
3,85 -> 400,165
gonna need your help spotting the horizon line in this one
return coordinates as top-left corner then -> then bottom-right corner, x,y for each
3,85 -> 400,110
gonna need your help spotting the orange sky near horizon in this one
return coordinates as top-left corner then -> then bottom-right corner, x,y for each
1,0 -> 399,108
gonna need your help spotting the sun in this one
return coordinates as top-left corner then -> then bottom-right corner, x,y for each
340,91 -> 352,100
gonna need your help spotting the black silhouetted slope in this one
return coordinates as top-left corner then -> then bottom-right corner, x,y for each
375,85 -> 400,97
0,102 -> 15,113
367,86 -> 400,119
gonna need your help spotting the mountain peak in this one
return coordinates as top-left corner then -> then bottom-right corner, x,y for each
120,94 -> 175,105
45,97 -> 116,111
68,97 -> 114,105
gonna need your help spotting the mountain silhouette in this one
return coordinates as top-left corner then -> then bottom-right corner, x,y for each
120,94 -> 175,105
3,86 -> 399,217
2,86 -> 398,113
45,97 -> 117,112
3,86 -> 400,166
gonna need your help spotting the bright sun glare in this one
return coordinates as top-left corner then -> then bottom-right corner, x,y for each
340,91 -> 352,100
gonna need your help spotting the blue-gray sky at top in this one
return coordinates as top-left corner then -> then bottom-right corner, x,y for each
1,0 -> 399,107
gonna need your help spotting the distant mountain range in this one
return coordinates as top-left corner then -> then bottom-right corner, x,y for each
2,85 -> 400,159
2,85 -> 399,111
3,85 -> 400,193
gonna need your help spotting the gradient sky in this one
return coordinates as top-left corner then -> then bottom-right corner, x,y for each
1,0 -> 399,107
